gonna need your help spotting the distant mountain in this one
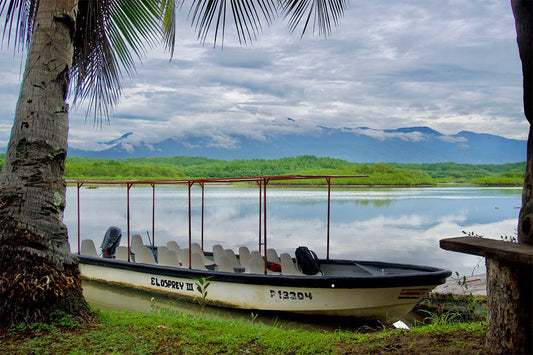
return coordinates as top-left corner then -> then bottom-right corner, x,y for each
68,126 -> 526,164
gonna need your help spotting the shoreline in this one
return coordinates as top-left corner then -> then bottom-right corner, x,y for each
433,273 -> 487,296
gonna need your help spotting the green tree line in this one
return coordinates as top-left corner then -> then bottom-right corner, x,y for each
0,154 -> 523,185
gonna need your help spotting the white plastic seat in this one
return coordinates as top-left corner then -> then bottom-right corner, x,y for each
178,248 -> 190,267
224,249 -> 241,268
246,256 -> 266,274
238,246 -> 251,267
191,253 -> 207,270
157,246 -> 169,260
280,253 -> 302,275
212,244 -> 225,264
216,255 -> 235,272
115,246 -> 129,261
131,234 -> 144,248
135,246 -> 156,264
80,239 -> 98,257
158,249 -> 180,267
191,243 -> 216,266
167,241 -> 180,253
250,250 -> 263,261
267,248 -> 280,263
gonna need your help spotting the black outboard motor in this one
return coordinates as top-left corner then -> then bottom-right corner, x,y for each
101,226 -> 122,258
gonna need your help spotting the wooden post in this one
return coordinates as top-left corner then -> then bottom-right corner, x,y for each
486,258 -> 532,353
440,237 -> 533,354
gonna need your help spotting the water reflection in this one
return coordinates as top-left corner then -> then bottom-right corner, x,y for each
66,185 -> 521,277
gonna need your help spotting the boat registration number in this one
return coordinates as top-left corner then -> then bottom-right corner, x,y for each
269,289 -> 312,300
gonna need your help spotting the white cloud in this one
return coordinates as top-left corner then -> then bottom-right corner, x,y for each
0,0 -> 527,154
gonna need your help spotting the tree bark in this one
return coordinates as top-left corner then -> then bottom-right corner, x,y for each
482,1 -> 533,353
0,0 -> 89,327
486,258 -> 532,354
514,0 -> 533,246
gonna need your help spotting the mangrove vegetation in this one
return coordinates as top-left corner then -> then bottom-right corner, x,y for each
0,154 -> 524,185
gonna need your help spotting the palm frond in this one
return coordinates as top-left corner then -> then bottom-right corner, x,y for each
0,0 -> 38,51
188,0 -> 278,46
280,0 -> 347,37
71,0 -> 165,125
160,0 -> 180,58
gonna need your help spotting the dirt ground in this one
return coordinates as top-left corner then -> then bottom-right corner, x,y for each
336,329 -> 487,354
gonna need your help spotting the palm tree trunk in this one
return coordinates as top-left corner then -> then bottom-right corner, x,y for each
514,0 -> 533,246
482,2 -> 533,354
0,0 -> 89,327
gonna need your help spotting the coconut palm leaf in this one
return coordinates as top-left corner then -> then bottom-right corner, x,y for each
160,0 -> 180,57
188,0 -> 278,46
280,0 -> 347,37
0,0 -> 37,50
1,0 -> 170,123
71,0 -> 167,124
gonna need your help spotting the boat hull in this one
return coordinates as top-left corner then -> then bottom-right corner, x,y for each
79,256 -> 450,322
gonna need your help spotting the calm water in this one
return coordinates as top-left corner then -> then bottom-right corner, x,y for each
65,184 -> 522,277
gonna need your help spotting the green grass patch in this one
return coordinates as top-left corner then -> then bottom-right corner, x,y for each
1,307 -> 487,354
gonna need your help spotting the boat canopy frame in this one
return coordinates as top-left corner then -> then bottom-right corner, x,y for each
70,175 -> 367,273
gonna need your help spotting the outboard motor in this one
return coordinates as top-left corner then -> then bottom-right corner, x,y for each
101,226 -> 122,258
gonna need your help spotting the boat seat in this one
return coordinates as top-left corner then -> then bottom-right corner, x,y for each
246,256 -> 266,274
250,250 -> 263,261
212,244 -> 225,264
216,255 -> 235,272
178,249 -> 205,269
224,249 -> 241,268
157,246 -> 169,260
131,234 -> 144,248
267,248 -> 280,263
178,248 -> 190,267
130,242 -> 145,256
167,241 -> 180,253
191,243 -> 216,266
158,248 -> 180,267
280,253 -> 303,275
115,246 -> 129,261
80,239 -> 98,257
135,246 -> 156,264
238,246 -> 252,267
191,252 -> 207,270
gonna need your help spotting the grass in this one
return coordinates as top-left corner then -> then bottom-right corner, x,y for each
1,307 -> 488,354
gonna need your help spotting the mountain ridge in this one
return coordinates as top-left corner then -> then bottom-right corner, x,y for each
68,126 -> 526,164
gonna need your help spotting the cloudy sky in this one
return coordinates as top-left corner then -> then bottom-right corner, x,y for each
0,0 -> 527,153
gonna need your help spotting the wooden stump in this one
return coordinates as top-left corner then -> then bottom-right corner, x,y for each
440,237 -> 533,354
486,258 -> 532,354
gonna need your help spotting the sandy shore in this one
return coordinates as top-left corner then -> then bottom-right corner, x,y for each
432,274 -> 487,296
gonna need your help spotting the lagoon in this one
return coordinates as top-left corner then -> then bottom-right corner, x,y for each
65,185 -> 521,278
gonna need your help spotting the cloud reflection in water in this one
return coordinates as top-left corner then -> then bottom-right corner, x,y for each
65,186 -> 520,277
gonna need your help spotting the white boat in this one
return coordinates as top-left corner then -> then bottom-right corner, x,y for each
72,175 -> 451,322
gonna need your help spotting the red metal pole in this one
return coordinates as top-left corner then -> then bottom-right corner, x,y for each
76,182 -> 82,254
263,178 -> 268,274
127,183 -> 132,261
257,181 -> 262,252
188,181 -> 193,269
200,182 -> 205,249
326,177 -> 331,260
152,183 -> 155,246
